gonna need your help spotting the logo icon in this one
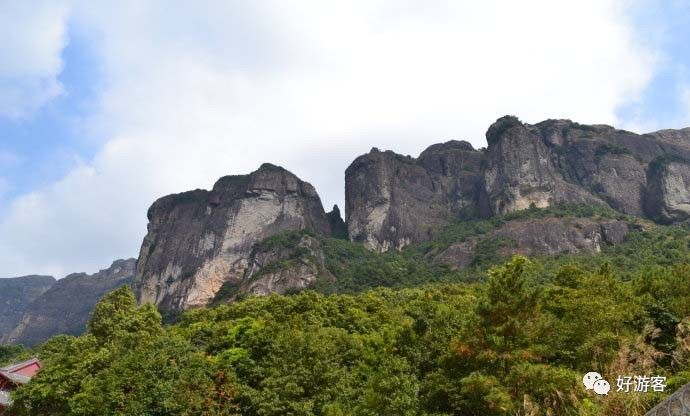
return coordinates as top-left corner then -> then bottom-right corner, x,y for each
593,379 -> 611,395
583,372 -> 602,390
583,372 -> 610,395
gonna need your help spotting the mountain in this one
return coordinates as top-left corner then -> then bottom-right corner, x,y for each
132,163 -> 333,310
8,116 -> 690,416
2,259 -> 135,347
346,141 -> 484,251
0,276 -> 55,341
130,116 -> 690,311
346,116 -> 690,252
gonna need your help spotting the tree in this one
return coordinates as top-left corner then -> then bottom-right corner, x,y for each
11,287 -> 239,416
476,256 -> 539,376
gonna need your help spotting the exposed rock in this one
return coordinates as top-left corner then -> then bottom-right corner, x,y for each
326,205 -> 348,239
643,127 -> 690,146
213,232 -> 332,302
493,218 -> 629,255
433,241 -> 476,270
600,221 -> 631,244
129,115 -> 690,310
345,149 -> 445,251
417,140 -> 485,216
435,217 -> 631,270
133,164 -> 331,310
4,259 -> 135,347
483,116 -> 604,215
645,158 -> 690,223
345,116 -> 690,253
0,276 -> 55,343
346,142 -> 483,252
483,116 -> 690,217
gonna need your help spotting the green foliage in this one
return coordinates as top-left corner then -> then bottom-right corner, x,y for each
252,229 -> 315,253
87,286 -> 163,345
469,237 -> 516,268
648,154 -> 689,176
0,344 -> 28,366
13,250 -> 690,415
9,206 -> 690,415
313,237 -> 447,293
211,280 -> 243,305
408,203 -> 625,258
10,287 -> 240,416
595,143 -> 632,158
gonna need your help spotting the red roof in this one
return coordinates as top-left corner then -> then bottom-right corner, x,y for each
0,358 -> 42,408
0,358 -> 41,379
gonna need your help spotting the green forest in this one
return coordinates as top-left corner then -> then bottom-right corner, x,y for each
3,206 -> 690,416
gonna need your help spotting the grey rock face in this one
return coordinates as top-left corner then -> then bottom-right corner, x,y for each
345,149 -> 446,251
4,259 -> 135,347
0,276 -> 55,343
240,234 -> 331,299
484,116 -> 690,217
646,158 -> 690,223
417,140 -> 485,216
435,217 -> 631,270
345,116 -> 690,253
133,164 -> 331,310
483,116 -> 604,215
346,142 -> 483,252
326,205 -> 348,239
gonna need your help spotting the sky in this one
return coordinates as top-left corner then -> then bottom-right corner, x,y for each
1,0 -> 690,278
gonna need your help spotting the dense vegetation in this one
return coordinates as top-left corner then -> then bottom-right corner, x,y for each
0,344 -> 27,367
6,205 -> 690,415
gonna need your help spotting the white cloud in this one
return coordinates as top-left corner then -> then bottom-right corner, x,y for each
0,0 -> 70,118
0,0 -> 661,276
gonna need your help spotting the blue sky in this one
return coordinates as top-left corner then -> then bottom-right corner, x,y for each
0,25 -> 103,204
1,0 -> 689,277
616,1 -> 690,129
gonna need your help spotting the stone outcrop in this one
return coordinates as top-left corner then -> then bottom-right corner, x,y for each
4,259 -> 135,347
125,115 -> 690,310
345,116 -> 690,252
133,163 -> 331,310
483,116 -> 690,217
0,276 -> 55,342
326,205 -> 348,239
213,232 -> 333,302
482,117 -> 605,214
645,158 -> 690,223
345,142 -> 483,251
434,217 -> 632,270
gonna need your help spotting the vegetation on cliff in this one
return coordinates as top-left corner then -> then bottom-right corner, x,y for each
9,231 -> 690,415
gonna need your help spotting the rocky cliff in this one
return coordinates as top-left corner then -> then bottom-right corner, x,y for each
133,163 -> 332,310
345,142 -> 483,251
0,276 -> 55,342
128,115 -> 690,310
482,116 -> 690,217
211,231 -> 333,303
346,116 -> 690,251
3,259 -> 136,346
645,157 -> 690,223
434,217 -> 633,270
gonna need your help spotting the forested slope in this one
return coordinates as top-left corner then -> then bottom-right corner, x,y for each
5,206 -> 690,416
